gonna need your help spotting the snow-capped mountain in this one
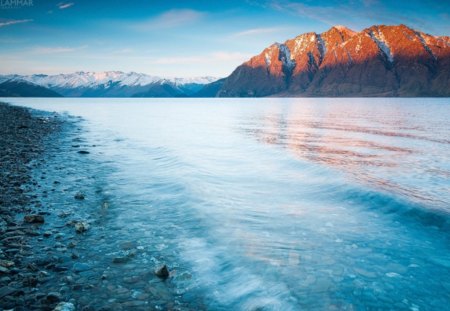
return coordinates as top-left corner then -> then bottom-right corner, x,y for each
0,72 -> 219,97
218,24 -> 450,97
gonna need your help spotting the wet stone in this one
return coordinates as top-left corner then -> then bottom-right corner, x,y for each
74,221 -> 89,233
53,302 -> 76,311
73,263 -> 91,273
0,286 -> 17,298
112,257 -> 130,264
0,260 -> 14,268
74,192 -> 85,200
0,266 -> 10,274
46,292 -> 62,303
24,214 -> 45,224
155,264 -> 170,279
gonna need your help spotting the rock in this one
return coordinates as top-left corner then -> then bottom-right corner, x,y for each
77,150 -> 90,154
46,292 -> 62,303
53,302 -> 75,311
73,262 -> 91,272
155,264 -> 169,279
24,214 -> 45,224
120,241 -> 137,250
0,260 -> 15,268
43,231 -> 52,237
53,266 -> 69,272
74,192 -> 85,200
68,241 -> 77,248
0,266 -> 10,274
0,218 -> 7,233
23,276 -> 38,287
74,222 -> 89,233
112,257 -> 130,264
0,286 -> 17,298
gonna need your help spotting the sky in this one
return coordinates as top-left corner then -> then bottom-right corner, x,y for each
0,0 -> 449,78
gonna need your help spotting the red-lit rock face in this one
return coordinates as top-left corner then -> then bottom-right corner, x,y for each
218,25 -> 450,97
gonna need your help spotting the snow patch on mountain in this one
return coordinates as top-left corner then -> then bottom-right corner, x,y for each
368,29 -> 394,63
415,32 -> 437,60
317,34 -> 326,62
279,44 -> 296,70
333,25 -> 357,37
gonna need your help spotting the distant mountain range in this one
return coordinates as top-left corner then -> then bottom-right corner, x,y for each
1,24 -> 449,98
0,72 -> 219,97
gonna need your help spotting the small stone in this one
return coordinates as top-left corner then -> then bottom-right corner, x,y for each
0,260 -> 15,268
386,272 -> 401,278
74,192 -> 85,200
73,263 -> 91,272
77,150 -> 90,154
155,264 -> 169,279
120,241 -> 137,250
112,257 -> 129,264
23,276 -> 38,287
74,222 -> 89,234
46,292 -> 62,303
67,241 -> 77,248
24,214 -> 45,224
53,302 -> 75,311
0,286 -> 16,298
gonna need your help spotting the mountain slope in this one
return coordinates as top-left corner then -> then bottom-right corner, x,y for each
218,25 -> 450,97
194,78 -> 226,97
0,80 -> 62,97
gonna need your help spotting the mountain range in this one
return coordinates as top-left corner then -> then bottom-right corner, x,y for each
0,24 -> 449,97
219,24 -> 450,97
0,72 -> 218,97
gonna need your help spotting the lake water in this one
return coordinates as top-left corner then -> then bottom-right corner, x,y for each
7,98 -> 450,310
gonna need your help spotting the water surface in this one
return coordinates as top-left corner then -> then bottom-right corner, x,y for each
8,97 -> 450,310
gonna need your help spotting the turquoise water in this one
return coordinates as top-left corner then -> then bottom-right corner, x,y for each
8,98 -> 450,310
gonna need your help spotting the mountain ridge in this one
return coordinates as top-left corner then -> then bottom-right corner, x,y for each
217,24 -> 450,97
0,72 -> 219,97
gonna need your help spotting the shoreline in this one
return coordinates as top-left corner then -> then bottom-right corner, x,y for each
0,102 -> 65,309
0,102 -> 198,311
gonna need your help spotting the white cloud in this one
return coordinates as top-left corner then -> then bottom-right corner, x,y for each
133,9 -> 204,30
32,45 -> 87,54
58,2 -> 74,10
232,27 -> 288,37
150,51 -> 251,65
0,19 -> 33,28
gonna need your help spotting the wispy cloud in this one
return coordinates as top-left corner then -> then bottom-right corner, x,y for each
268,0 -> 435,31
133,9 -> 204,30
32,45 -> 87,54
232,27 -> 289,37
0,19 -> 33,28
58,2 -> 74,10
151,51 -> 251,65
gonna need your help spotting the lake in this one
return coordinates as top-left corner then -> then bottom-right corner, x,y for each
6,97 -> 450,310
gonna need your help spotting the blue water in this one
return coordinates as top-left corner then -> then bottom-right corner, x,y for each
7,98 -> 450,310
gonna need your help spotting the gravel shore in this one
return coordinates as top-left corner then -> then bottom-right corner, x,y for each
0,102 -> 198,311
0,102 -> 62,309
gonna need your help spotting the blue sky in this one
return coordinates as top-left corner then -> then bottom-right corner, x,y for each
0,0 -> 449,77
